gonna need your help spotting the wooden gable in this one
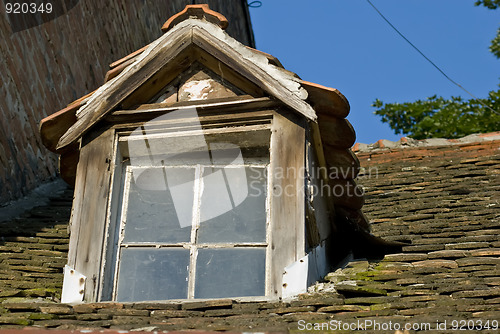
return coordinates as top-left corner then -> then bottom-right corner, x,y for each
55,18 -> 316,151
120,61 -> 257,109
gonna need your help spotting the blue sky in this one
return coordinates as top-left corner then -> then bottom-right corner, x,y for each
248,0 -> 499,144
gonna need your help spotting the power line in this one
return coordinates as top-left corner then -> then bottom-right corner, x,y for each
248,1 -> 262,8
365,0 -> 499,115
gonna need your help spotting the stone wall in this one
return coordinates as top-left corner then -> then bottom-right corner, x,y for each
0,0 -> 253,204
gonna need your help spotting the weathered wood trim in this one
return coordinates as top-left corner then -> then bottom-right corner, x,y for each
195,49 -> 265,98
106,96 -> 278,122
192,25 -> 316,122
109,44 -> 151,69
57,24 -> 194,150
118,46 -> 198,110
57,20 -> 318,151
244,46 -> 283,68
98,133 -> 123,301
269,110 -> 306,297
66,127 -> 115,302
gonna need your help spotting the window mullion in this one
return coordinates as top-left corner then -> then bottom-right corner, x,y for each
265,164 -> 272,297
112,166 -> 133,301
188,164 -> 203,299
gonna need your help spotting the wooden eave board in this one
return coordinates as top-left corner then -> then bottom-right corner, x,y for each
56,19 -> 316,151
106,96 -> 278,122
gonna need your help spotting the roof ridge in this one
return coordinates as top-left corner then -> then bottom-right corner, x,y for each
161,4 -> 228,33
353,131 -> 500,152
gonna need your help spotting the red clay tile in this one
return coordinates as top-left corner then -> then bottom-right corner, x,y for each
109,44 -> 149,69
39,104 -> 79,152
67,90 -> 96,107
105,58 -> 135,82
40,89 -> 96,152
375,139 -> 385,148
161,4 -> 229,33
301,80 -> 350,118
479,131 -> 500,137
356,140 -> 500,167
244,46 -> 284,68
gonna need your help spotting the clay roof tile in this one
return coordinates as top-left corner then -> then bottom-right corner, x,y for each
161,4 -> 228,33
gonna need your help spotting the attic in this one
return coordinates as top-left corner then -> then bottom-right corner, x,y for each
40,4 -> 398,304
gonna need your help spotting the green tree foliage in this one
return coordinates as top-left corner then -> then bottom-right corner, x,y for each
490,27 -> 500,59
474,0 -> 499,10
476,0 -> 500,57
373,91 -> 500,139
373,1 -> 500,139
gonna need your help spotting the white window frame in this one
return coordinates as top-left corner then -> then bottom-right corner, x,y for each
100,124 -> 273,302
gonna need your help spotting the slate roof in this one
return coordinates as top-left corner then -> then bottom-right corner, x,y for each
1,134 -> 498,332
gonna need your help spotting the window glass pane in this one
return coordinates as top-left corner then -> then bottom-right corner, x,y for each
198,167 -> 267,243
123,167 -> 195,243
195,248 -> 266,298
116,248 -> 189,302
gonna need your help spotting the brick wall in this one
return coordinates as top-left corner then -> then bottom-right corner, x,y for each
0,0 -> 253,204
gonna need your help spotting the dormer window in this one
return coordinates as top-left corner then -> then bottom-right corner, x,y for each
40,5 -> 366,304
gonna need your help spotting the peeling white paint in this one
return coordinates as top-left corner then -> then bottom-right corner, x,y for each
282,242 -> 331,299
180,79 -> 213,100
189,19 -> 309,101
282,255 -> 309,299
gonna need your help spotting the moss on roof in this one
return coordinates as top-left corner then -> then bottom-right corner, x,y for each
1,140 -> 499,332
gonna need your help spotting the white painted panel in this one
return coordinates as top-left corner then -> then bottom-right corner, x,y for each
61,265 -> 86,304
282,255 -> 308,299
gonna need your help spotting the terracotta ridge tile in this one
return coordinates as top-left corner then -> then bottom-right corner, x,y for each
300,80 -> 350,118
39,104 -> 79,152
39,90 -> 95,152
105,58 -> 135,82
479,131 -> 500,137
67,90 -> 96,108
301,80 -> 349,106
161,4 -> 228,33
354,131 -> 500,153
40,102 -> 79,128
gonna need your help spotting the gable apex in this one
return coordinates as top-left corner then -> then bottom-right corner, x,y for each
161,4 -> 229,33
56,17 -> 316,151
